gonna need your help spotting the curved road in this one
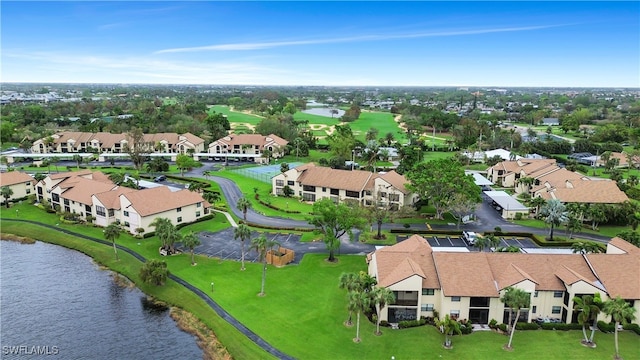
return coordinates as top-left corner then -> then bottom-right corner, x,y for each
187,163 -> 612,243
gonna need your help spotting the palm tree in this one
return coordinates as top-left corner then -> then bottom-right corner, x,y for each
151,217 -> 174,253
474,235 -> 490,252
603,296 -> 637,359
108,172 -> 124,185
233,224 -> 251,271
501,287 -> 531,350
339,272 -> 361,326
103,223 -> 121,260
187,182 -> 207,193
348,290 -> 371,343
1,186 -> 13,208
251,234 -> 278,296
565,215 -> 583,239
529,196 -> 547,215
236,196 -> 252,223
573,294 -> 602,345
436,314 -> 462,349
371,287 -> 395,335
181,231 -> 201,266
540,199 -> 568,241
587,204 -> 607,231
202,191 -> 220,205
571,241 -> 604,254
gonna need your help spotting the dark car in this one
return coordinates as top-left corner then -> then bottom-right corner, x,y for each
154,175 -> 166,182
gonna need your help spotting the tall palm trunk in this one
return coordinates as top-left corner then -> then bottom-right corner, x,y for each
355,312 -> 361,342
507,315 -> 517,348
589,318 -> 598,343
240,240 -> 246,270
191,249 -> 195,265
581,324 -> 589,343
614,321 -> 620,358
112,240 -> 119,260
260,258 -> 267,295
549,223 -> 555,241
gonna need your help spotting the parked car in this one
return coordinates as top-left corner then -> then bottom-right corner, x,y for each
462,231 -> 478,245
154,175 -> 166,182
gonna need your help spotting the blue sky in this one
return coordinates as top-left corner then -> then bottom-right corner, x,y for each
2,1 -> 639,87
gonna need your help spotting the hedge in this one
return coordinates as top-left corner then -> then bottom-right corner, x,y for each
598,321 -> 616,333
540,323 -> 583,331
244,221 -> 314,232
516,322 -> 540,330
623,323 -> 640,335
398,318 -> 427,329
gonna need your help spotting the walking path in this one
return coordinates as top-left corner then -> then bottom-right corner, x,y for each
3,219 -> 296,360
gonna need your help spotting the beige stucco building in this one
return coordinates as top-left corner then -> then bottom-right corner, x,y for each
272,163 -> 418,209
208,133 -> 288,162
0,171 -> 35,203
35,170 -> 210,235
368,235 -> 640,325
31,131 -> 205,154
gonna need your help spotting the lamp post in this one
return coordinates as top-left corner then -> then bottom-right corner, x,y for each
351,149 -> 355,170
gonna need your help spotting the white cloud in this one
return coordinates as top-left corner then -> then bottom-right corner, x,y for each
155,24 -> 566,54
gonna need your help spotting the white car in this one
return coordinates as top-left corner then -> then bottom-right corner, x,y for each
463,231 -> 478,245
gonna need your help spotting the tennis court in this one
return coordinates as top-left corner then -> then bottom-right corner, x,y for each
230,162 -> 304,183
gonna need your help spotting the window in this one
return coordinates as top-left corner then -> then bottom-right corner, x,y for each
287,180 -> 294,186
303,185 -> 315,192
302,193 -> 316,202
276,180 -> 284,186
452,296 -> 461,302
450,310 -> 460,319
322,187 -> 326,192
389,194 -> 400,202
421,304 -> 434,312
26,188 -> 31,194
534,291 -> 539,298
108,209 -> 114,217
345,190 -> 359,198
422,289 -> 435,296
177,217 -> 182,223
553,291 -> 563,298
330,188 -> 339,196
96,206 -> 106,217
551,306 -> 561,314
532,306 -> 537,314
196,202 -> 201,208
123,211 -> 129,217
124,221 -> 130,227
177,207 -> 182,213
380,192 -> 387,198
63,199 -> 69,205
196,211 -> 201,217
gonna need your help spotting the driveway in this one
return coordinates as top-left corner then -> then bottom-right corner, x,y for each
179,227 -> 376,264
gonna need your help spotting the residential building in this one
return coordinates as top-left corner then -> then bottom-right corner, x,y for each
367,235 -> 640,325
271,163 -> 417,209
0,171 -> 35,203
487,159 -> 628,205
31,131 -> 205,154
208,133 -> 288,161
35,170 -> 210,235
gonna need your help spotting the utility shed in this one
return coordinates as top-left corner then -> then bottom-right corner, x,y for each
484,190 -> 529,219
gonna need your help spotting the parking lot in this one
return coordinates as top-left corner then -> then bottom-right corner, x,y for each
396,234 -> 538,251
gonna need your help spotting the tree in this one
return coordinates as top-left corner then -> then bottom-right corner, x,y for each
565,215 -> 583,239
151,217 -> 178,253
1,186 -> 13,208
339,272 -> 361,326
406,158 -> 481,220
186,181 -> 207,194
181,231 -> 201,266
448,192 -> 481,229
436,314 -> 462,349
571,241 -> 604,254
72,154 -> 83,169
261,148 -> 272,164
348,290 -> 371,343
540,199 -> 568,241
234,224 -> 251,271
146,157 -> 169,173
602,296 -> 637,359
251,234 -> 278,296
103,223 -> 121,260
308,199 -> 366,262
236,196 -> 252,223
530,196 -> 547,215
474,234 -> 490,252
501,287 -> 531,350
371,287 -> 395,335
202,191 -> 220,205
573,293 -> 602,346
176,154 -> 202,176
280,162 -> 289,174
205,111 -> 230,140
139,259 -> 169,286
586,204 -> 607,231
108,172 -> 125,185
125,127 -> 151,171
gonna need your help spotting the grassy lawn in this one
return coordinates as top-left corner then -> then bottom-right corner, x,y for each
2,208 -> 639,360
208,105 -> 264,125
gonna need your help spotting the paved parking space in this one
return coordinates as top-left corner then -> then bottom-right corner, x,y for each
396,234 -> 539,251
180,228 -> 374,265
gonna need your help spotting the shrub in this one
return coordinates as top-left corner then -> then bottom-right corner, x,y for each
379,320 -> 390,328
498,323 -> 508,332
489,319 -> 498,329
459,319 -> 473,334
139,259 -> 169,286
403,223 -> 411,229
541,323 -> 582,331
398,318 -> 427,329
598,320 -> 616,333
623,323 -> 640,335
515,322 -> 540,330
515,212 -> 523,220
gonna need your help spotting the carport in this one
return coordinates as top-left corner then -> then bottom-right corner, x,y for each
483,191 -> 529,219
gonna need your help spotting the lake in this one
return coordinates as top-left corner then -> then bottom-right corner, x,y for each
0,240 -> 202,359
